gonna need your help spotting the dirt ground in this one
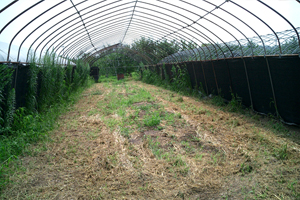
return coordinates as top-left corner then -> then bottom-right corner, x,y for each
2,79 -> 300,199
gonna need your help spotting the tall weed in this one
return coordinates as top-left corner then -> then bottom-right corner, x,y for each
0,53 -> 92,192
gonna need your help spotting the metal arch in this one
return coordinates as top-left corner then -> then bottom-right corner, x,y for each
37,1 -> 224,61
66,16 -> 203,64
25,1 -> 84,62
64,20 -> 177,63
77,25 -> 180,65
20,4 -> 75,62
146,0 -> 230,59
32,1 -> 223,63
157,0 -> 244,58
28,1 -> 135,62
136,1 -> 230,59
69,0 -> 97,52
121,0 -> 138,43
181,0 -> 251,57
257,0 -> 300,49
1,0 -> 299,65
11,0 -> 67,62
202,0 -> 266,56
70,25 -> 190,65
131,11 -> 210,61
38,1 -> 136,60
4,0 -> 54,61
52,11 -> 134,58
42,5 -> 204,63
44,14 -> 132,60
60,12 -> 206,62
76,28 -> 205,64
24,0 -> 122,62
0,0 -> 44,35
65,6 -> 219,63
0,0 -> 18,14
78,33 -> 157,65
228,0 -> 283,55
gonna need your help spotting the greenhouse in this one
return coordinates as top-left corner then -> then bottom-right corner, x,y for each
1,0 -> 300,199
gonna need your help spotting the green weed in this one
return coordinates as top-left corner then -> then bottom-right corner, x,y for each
240,163 -> 253,175
147,136 -> 163,159
173,156 -> 186,167
91,90 -> 103,95
274,144 -> 288,160
227,93 -> 242,112
144,112 -> 161,127
195,153 -> 203,161
212,95 -> 225,107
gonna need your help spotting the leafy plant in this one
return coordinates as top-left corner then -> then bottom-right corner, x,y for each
227,93 -> 242,112
26,60 -> 39,113
144,112 -> 161,127
3,88 -> 15,130
240,162 -> 253,175
212,95 -> 225,106
274,144 -> 288,160
170,65 -> 192,92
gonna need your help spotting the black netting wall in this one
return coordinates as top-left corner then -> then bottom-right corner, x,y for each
268,56 -> 300,124
186,62 -> 196,90
244,57 -> 276,115
202,61 -> 218,95
194,61 -> 207,94
213,60 -> 232,101
12,65 -> 30,109
152,55 -> 300,125
227,59 -> 252,107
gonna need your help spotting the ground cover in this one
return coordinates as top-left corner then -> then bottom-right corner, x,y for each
1,78 -> 300,199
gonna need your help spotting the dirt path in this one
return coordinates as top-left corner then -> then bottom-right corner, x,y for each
2,80 -> 300,199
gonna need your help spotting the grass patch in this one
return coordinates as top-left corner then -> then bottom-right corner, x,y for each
144,112 -> 161,127
2,78 -> 299,199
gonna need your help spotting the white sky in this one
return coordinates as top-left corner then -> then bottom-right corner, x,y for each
0,0 -> 299,62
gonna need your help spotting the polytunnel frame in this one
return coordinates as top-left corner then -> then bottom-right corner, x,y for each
69,2 -> 233,61
1,0 -> 299,66
1,0 -> 300,125
36,4 -> 220,64
80,0 -> 299,60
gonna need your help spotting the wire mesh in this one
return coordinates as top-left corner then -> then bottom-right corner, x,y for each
161,27 -> 300,63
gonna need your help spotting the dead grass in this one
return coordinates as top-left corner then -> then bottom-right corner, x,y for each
1,79 -> 300,199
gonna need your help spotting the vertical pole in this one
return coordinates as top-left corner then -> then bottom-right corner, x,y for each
201,61 -> 209,95
211,61 -> 220,95
14,64 -> 19,90
265,57 -> 279,117
242,58 -> 254,109
225,59 -> 233,94
192,62 -> 198,89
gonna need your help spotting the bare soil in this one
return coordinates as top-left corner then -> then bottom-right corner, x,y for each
2,80 -> 300,199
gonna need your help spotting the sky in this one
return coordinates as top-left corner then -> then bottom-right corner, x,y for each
0,0 -> 299,62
